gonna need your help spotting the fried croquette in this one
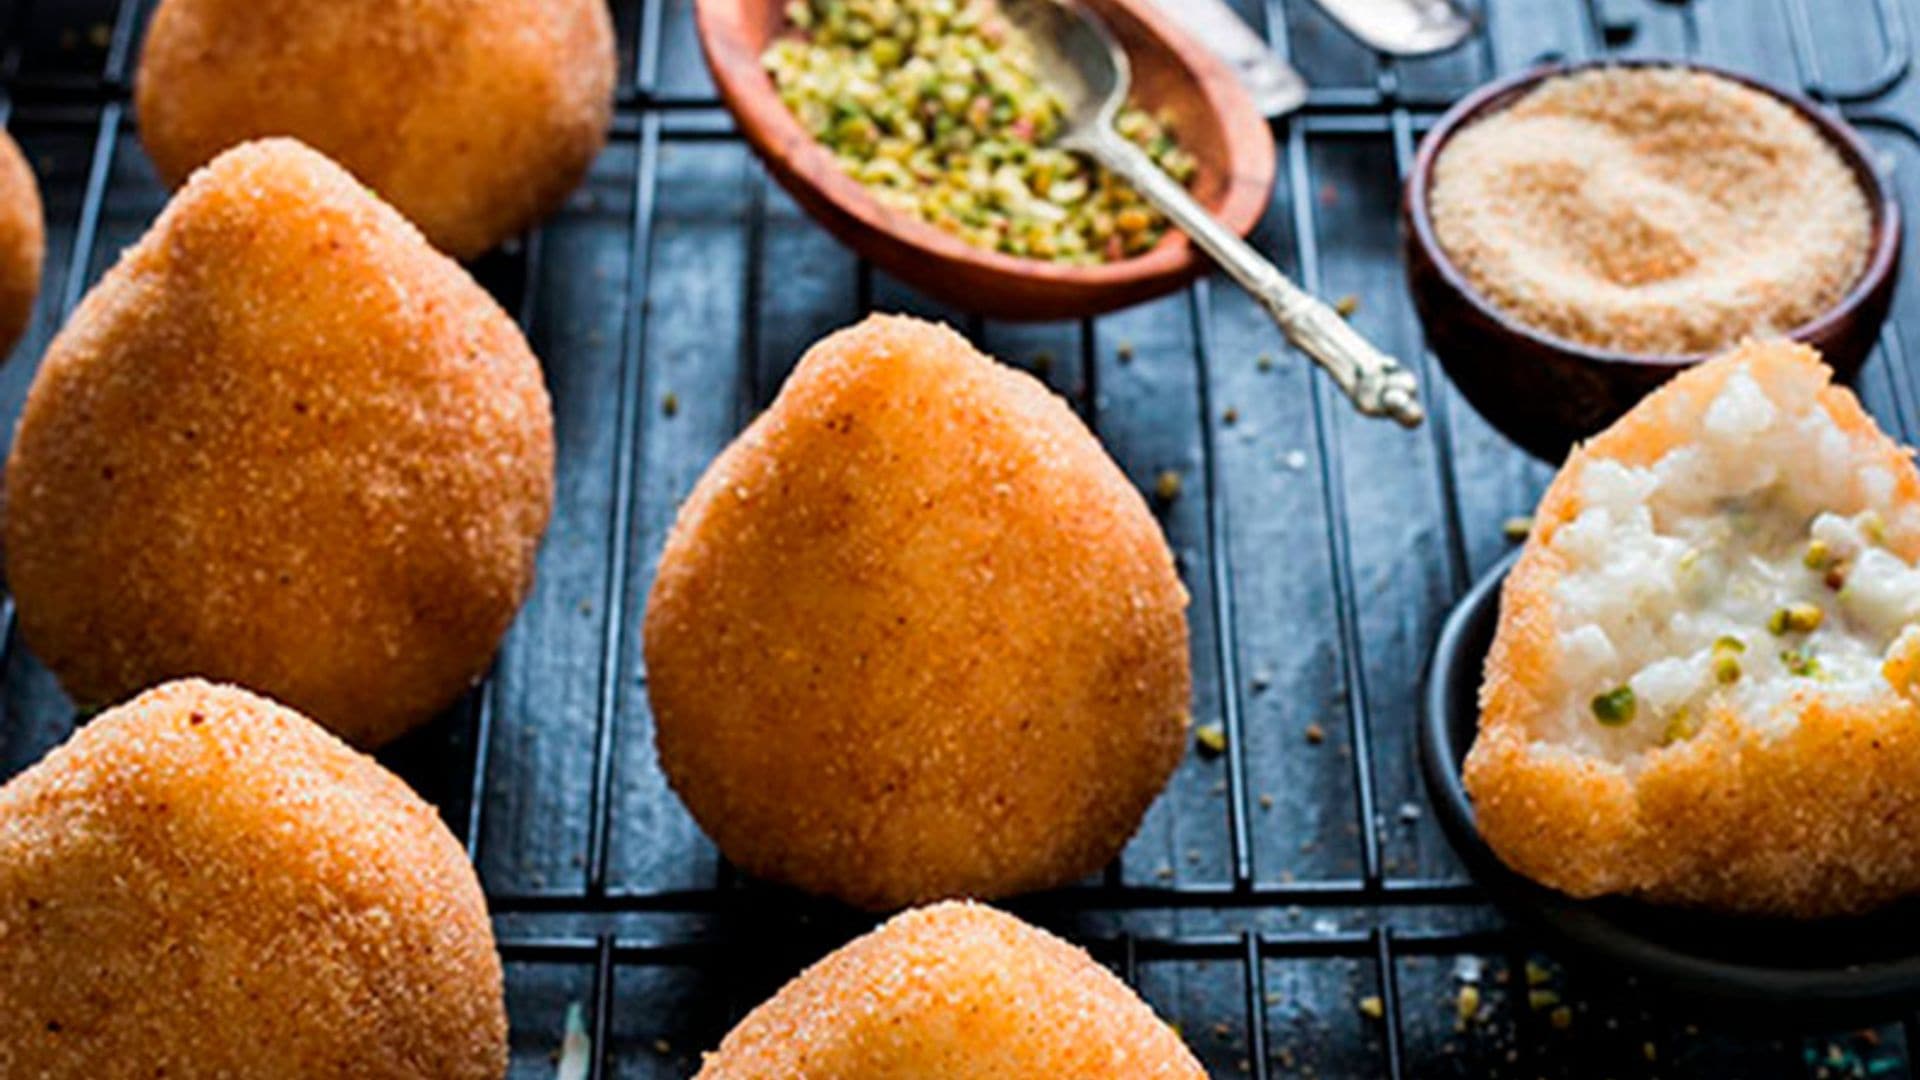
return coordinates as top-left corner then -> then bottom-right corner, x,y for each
5,138 -> 553,748
0,680 -> 505,1079
136,0 -> 614,259
697,901 -> 1204,1078
1467,339 -> 1920,916
644,315 -> 1190,910
0,129 -> 42,358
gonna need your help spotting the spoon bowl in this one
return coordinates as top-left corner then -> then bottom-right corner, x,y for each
695,0 -> 1276,319
1002,0 -> 1422,423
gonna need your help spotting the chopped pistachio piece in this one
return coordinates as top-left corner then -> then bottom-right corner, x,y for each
1193,722 -> 1227,756
1662,707 -> 1703,745
1780,647 -> 1822,677
1590,686 -> 1636,726
1767,601 -> 1824,635
1803,538 -> 1835,570
1456,984 -> 1482,1025
1153,469 -> 1182,503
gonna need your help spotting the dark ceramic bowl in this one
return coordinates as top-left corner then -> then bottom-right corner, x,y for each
1420,554 -> 1920,1024
1402,60 -> 1903,462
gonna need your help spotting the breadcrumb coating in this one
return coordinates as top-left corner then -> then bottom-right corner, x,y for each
1468,340 -> 1920,915
1431,67 -> 1870,356
644,315 -> 1190,910
0,128 -> 42,358
697,901 -> 1204,1078
136,0 -> 615,259
4,138 -> 554,748
0,680 -> 505,1078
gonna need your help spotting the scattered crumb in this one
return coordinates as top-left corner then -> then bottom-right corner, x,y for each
1282,450 -> 1309,471
1222,406 -> 1239,426
1334,294 -> 1360,319
1259,793 -> 1275,811
1357,995 -> 1384,1021
1194,722 -> 1227,756
1528,988 -> 1560,1011
1154,469 -> 1183,503
1031,350 -> 1054,375
652,1038 -> 672,1055
661,391 -> 679,417
1643,1041 -> 1658,1062
1250,671 -> 1271,693
1155,864 -> 1174,880
1549,1005 -> 1573,1030
1117,339 -> 1135,362
1456,983 -> 1482,1025
1397,801 -> 1422,824
1304,722 -> 1326,745
1501,515 -> 1533,541
1256,352 -> 1276,372
87,22 -> 111,48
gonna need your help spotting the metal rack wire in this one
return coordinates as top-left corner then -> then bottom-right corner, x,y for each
2,0 -> 1918,1076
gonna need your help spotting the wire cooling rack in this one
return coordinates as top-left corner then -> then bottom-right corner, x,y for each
2,0 -> 1919,1076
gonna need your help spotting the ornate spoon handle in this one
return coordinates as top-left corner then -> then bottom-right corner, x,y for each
1074,131 -> 1424,427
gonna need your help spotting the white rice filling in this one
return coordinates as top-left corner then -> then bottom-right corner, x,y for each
1544,362 -> 1920,760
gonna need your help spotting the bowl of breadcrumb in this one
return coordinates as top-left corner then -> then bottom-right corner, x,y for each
1402,59 -> 1901,462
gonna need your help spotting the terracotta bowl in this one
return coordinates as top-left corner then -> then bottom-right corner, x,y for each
696,0 -> 1276,320
1401,59 -> 1903,463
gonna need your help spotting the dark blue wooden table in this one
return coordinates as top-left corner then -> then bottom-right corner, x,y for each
1,0 -> 1915,1075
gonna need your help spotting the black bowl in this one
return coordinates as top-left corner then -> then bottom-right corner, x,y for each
1420,552 -> 1920,1025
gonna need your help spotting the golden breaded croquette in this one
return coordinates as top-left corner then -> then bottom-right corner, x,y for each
0,680 -> 505,1079
697,901 -> 1205,1078
5,138 -> 553,748
135,0 -> 614,259
644,314 -> 1190,910
0,129 -> 42,358
1469,340 -> 1920,916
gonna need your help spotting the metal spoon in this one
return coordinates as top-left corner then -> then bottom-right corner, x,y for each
1003,0 -> 1423,426
1309,0 -> 1476,57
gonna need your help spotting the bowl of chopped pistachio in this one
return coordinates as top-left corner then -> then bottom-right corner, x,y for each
697,0 -> 1276,318
1421,552 -> 1920,1025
